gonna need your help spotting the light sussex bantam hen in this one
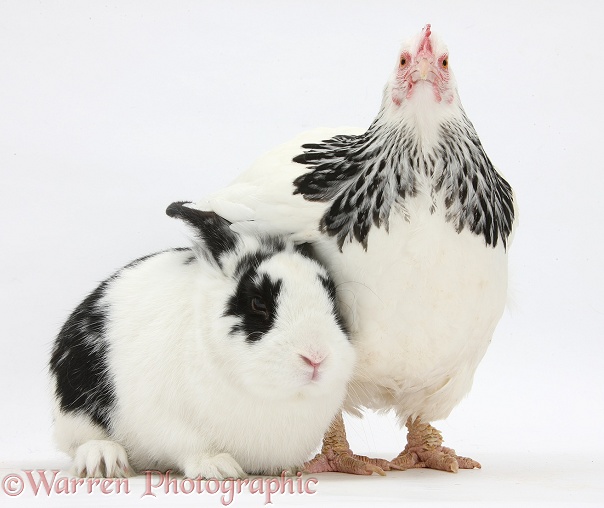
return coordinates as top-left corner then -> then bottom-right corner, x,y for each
196,24 -> 516,474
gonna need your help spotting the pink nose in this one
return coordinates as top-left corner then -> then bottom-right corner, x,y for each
300,355 -> 323,368
300,355 -> 324,381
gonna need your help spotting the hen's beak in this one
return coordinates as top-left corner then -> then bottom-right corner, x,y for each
418,58 -> 431,81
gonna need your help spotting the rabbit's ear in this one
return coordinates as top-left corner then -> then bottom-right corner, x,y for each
166,202 -> 238,266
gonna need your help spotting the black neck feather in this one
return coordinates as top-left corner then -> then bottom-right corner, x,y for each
293,110 -> 514,251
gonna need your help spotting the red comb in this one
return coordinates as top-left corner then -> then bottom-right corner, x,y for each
418,24 -> 433,54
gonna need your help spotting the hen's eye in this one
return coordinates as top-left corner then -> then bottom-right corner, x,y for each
442,58 -> 448,68
251,297 -> 268,316
400,57 -> 407,66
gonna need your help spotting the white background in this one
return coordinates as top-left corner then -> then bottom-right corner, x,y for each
1,0 -> 603,506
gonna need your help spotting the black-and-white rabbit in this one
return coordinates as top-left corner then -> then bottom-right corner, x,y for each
49,201 -> 355,479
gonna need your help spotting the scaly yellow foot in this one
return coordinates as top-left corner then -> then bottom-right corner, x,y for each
304,413 -> 400,475
391,417 -> 481,473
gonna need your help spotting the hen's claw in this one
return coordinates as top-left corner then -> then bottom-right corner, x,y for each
304,449 -> 389,476
304,412 -> 401,475
391,418 -> 481,473
392,447 -> 480,472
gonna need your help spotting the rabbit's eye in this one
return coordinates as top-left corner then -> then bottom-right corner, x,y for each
251,297 -> 268,317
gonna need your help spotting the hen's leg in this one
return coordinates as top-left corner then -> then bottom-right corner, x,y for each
391,417 -> 481,472
304,413 -> 397,475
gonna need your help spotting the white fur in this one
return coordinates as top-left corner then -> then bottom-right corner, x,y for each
72,441 -> 130,478
52,242 -> 355,479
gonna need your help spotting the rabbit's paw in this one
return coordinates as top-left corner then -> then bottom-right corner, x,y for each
184,453 -> 247,480
72,440 -> 131,478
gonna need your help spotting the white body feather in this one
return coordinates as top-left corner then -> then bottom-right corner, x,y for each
317,192 -> 508,421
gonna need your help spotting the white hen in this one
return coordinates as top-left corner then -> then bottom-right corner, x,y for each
197,24 -> 516,474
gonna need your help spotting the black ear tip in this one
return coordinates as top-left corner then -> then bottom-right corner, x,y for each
166,201 -> 238,265
166,201 -> 193,218
166,202 -> 232,228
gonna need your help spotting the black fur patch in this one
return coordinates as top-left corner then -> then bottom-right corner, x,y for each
294,242 -> 317,260
232,237 -> 287,278
234,251 -> 271,278
223,237 -> 289,343
319,274 -> 348,337
49,249 -> 183,430
225,269 -> 283,343
50,278 -> 116,430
